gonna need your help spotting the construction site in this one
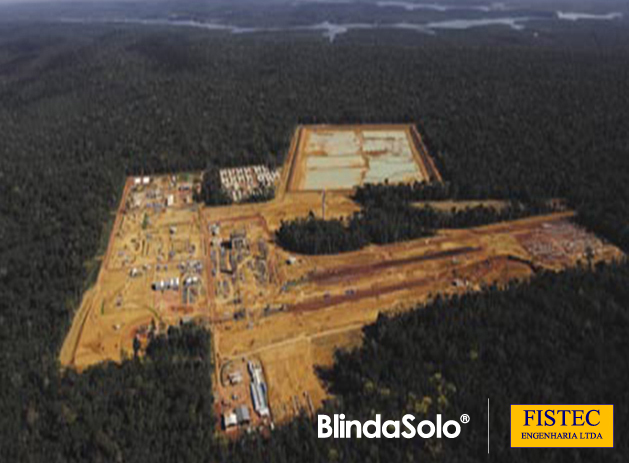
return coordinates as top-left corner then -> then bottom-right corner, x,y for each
60,124 -> 624,435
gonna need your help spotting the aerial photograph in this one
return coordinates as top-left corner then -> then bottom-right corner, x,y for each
0,0 -> 627,461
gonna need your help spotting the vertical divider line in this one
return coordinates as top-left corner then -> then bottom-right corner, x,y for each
487,398 -> 490,455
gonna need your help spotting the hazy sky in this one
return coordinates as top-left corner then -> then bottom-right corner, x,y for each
0,0 -> 153,3
0,0 -> 622,9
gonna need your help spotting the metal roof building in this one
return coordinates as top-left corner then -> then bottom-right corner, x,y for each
235,405 -> 251,424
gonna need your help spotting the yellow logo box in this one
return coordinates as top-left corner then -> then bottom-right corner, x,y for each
511,405 -> 614,448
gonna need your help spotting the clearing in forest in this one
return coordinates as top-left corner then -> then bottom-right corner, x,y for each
281,124 -> 442,194
60,125 -> 623,436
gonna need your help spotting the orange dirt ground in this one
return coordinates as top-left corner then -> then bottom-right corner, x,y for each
60,125 -> 624,432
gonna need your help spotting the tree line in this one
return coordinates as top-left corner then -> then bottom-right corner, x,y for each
276,201 -> 555,255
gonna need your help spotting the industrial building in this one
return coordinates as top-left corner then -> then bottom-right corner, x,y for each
222,411 -> 238,429
228,371 -> 243,385
248,361 -> 270,418
151,277 -> 180,291
235,405 -> 251,425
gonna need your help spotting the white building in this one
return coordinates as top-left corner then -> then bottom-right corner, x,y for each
223,412 -> 238,429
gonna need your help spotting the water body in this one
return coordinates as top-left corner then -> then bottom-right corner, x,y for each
297,0 -> 506,11
425,17 -> 531,31
59,16 -> 234,31
56,9 -> 624,43
556,11 -> 623,21
56,16 -> 533,41
375,2 -> 504,13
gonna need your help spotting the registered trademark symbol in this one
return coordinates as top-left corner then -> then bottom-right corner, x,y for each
460,414 -> 470,424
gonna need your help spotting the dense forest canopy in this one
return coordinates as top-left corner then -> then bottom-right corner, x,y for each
1,15 -> 629,461
48,324 -> 215,462
195,163 -> 231,206
321,262 -> 629,463
276,194 -> 556,255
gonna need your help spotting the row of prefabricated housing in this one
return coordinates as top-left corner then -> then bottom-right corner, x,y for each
219,165 -> 279,189
219,165 -> 280,202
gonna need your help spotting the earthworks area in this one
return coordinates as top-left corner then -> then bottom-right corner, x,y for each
60,124 -> 623,433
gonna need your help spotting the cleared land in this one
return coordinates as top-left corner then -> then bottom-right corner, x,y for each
61,125 -> 624,433
282,124 -> 441,194
59,175 -> 207,369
